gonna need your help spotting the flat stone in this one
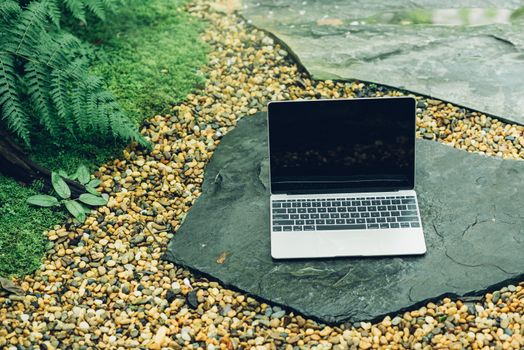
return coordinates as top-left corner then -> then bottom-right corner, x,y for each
164,112 -> 524,324
241,0 -> 524,124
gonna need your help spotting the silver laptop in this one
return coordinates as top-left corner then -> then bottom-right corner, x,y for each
268,97 -> 426,259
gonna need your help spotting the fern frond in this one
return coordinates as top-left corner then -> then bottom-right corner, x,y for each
10,0 -> 48,57
0,0 -> 21,26
63,0 -> 86,23
0,52 -> 30,145
25,61 -> 59,137
50,69 -> 72,132
45,0 -> 61,28
85,0 -> 106,20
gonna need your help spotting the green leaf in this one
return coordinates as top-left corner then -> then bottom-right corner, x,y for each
79,193 -> 107,206
85,186 -> 100,196
51,172 -> 71,199
64,200 -> 85,222
87,179 -> 101,187
75,165 -> 90,185
58,169 -> 70,179
26,194 -> 59,207
80,203 -> 92,214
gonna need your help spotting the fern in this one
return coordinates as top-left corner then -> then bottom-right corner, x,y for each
62,0 -> 121,23
0,52 -> 30,145
0,0 -> 147,148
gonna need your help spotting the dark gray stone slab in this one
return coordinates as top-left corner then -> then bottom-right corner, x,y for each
164,112 -> 524,324
241,0 -> 524,124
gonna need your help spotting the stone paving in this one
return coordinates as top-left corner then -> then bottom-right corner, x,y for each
241,0 -> 524,124
165,111 -> 524,324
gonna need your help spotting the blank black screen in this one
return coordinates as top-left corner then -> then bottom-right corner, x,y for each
268,97 -> 415,194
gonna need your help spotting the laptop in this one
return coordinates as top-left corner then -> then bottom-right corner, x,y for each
267,97 -> 426,259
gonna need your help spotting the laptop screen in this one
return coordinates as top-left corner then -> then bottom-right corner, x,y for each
268,97 -> 415,194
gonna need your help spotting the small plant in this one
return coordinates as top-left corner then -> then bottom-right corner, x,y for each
26,165 -> 107,223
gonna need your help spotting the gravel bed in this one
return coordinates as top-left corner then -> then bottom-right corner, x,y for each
0,1 -> 523,349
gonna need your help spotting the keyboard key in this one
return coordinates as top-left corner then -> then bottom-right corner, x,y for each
380,223 -> 389,229
380,212 -> 390,217
290,214 -> 299,219
328,208 -> 336,212
330,213 -> 340,218
346,219 -> 356,224
386,217 -> 395,223
273,214 -> 289,220
318,208 -> 327,213
367,224 -> 379,229
366,218 -> 376,223
377,218 -> 386,223
293,226 -> 302,231
370,212 -> 379,218
312,202 -> 321,207
292,202 -> 300,208
311,214 -> 319,219
401,211 -> 418,216
400,223 -> 410,228
367,206 -> 377,211
300,214 -> 309,219
287,208 -> 297,213
336,219 -> 345,224
273,226 -> 282,231
283,226 -> 293,231
397,216 -> 418,222
348,207 -> 356,212
283,203 -> 292,208
326,219 -> 335,224
273,208 -> 286,213
387,205 -> 396,210
296,220 -> 304,225
337,207 -> 347,212
316,219 -> 325,224
352,201 -> 361,206
391,211 -> 400,216
332,201 -> 341,207
381,200 -> 391,205
317,224 -> 366,230
402,198 -> 416,204
398,205 -> 407,210
362,200 -> 371,206
362,212 -> 371,218
341,213 -> 349,218
274,220 -> 294,226
392,199 -> 401,204
298,208 -> 306,213
390,223 -> 400,228
356,218 -> 366,224
377,206 -> 387,211
411,222 -> 420,228
320,213 -> 329,218
351,213 -> 359,218
273,203 -> 282,208
408,204 -> 417,210
302,202 -> 311,207
307,208 -> 316,213
371,200 -> 381,205
358,207 -> 366,212
304,225 -> 315,231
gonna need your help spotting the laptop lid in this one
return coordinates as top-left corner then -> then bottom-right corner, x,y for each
268,97 -> 416,195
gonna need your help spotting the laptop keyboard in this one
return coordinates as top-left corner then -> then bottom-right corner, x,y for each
272,196 -> 421,232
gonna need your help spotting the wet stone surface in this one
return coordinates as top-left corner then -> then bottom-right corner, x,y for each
164,112 -> 524,324
241,0 -> 524,124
